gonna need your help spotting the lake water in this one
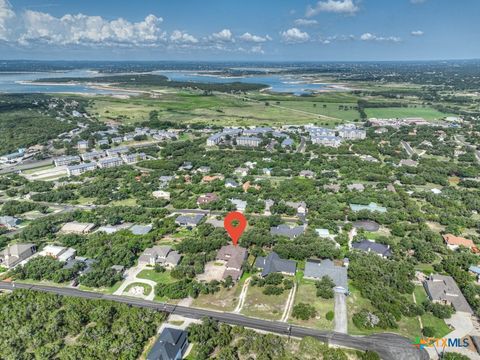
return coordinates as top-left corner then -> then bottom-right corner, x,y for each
0,70 -> 123,95
0,69 -> 334,95
155,71 -> 333,95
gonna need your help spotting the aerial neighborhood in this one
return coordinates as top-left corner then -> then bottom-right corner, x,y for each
0,54 -> 480,360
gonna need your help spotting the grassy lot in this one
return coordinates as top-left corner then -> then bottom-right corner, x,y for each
23,164 -> 55,174
277,100 -> 360,122
347,283 -> 423,338
90,91 -> 359,127
110,198 -> 137,206
124,282 -> 152,296
241,283 -> 290,321
78,280 -> 123,294
191,284 -> 243,312
415,263 -> 435,275
289,280 -> 334,330
365,106 -> 454,120
137,269 -> 175,284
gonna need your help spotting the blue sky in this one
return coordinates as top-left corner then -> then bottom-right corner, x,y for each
1,0 -> 479,61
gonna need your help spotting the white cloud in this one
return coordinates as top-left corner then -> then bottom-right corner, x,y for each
238,32 -> 271,43
170,30 -> 198,44
281,27 -> 310,43
0,0 -> 16,41
18,11 -> 166,46
294,18 -> 318,26
211,28 -> 234,42
360,32 -> 401,42
306,0 -> 359,17
411,30 -> 424,36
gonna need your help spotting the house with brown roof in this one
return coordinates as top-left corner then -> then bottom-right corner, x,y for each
202,175 -> 224,183
443,234 -> 477,252
196,193 -> 219,205
216,245 -> 248,281
242,181 -> 260,193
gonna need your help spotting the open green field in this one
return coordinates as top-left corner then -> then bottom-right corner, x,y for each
90,91 -> 360,127
241,283 -> 290,321
365,106 -> 454,120
289,280 -> 335,330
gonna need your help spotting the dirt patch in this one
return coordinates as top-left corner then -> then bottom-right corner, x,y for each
197,261 -> 225,282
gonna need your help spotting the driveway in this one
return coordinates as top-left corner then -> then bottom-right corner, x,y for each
281,283 -> 297,322
114,263 -> 156,301
440,312 -> 479,359
334,291 -> 348,333
234,277 -> 251,313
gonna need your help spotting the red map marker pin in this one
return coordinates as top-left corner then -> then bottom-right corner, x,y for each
224,211 -> 247,246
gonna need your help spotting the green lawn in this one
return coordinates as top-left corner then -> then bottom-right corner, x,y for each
278,100 -> 360,122
289,280 -> 334,330
137,269 -> 175,284
365,106 -> 455,121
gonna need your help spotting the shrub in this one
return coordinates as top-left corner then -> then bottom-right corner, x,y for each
292,303 -> 317,320
263,285 -> 284,295
326,311 -> 334,321
422,326 -> 435,337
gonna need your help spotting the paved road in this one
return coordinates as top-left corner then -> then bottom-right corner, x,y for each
401,141 -> 415,157
296,136 -> 306,153
0,158 -> 54,175
0,281 -> 427,360
334,291 -> 348,334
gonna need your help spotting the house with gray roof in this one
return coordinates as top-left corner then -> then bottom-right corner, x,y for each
230,199 -> 247,213
0,216 -> 20,230
304,259 -> 348,294
130,224 -> 152,235
255,252 -> 296,277
138,245 -> 182,268
424,274 -> 473,314
225,179 -> 239,188
270,224 -> 305,239
281,138 -> 294,148
352,240 -> 392,258
147,327 -> 188,360
175,214 -> 204,228
0,243 -> 36,268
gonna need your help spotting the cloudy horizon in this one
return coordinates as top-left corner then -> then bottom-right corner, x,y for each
0,0 -> 479,61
